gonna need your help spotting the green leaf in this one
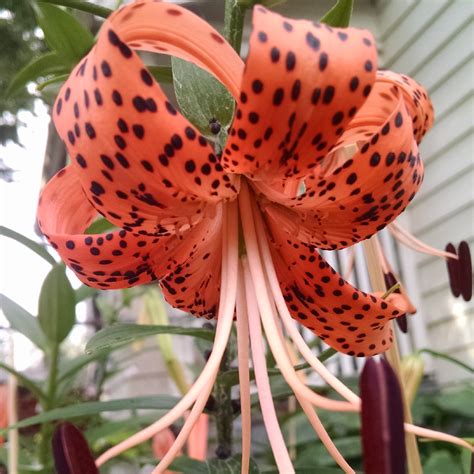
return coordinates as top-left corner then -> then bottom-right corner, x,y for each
5,395 -> 179,431
85,217 -> 116,234
34,3 -> 94,64
0,361 -> 46,403
36,73 -> 69,91
38,265 -> 76,343
172,57 -> 235,137
7,52 -> 68,97
295,436 -> 361,467
423,450 -> 461,474
0,225 -> 56,265
433,386 -> 474,418
320,0 -> 353,28
0,294 -> 48,351
85,323 -> 215,355
147,65 -> 173,84
38,0 -> 113,18
419,348 -> 474,373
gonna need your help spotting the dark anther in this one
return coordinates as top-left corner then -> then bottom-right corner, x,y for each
209,118 -> 221,135
383,271 -> 401,294
215,444 -> 232,460
396,314 -> 408,333
458,241 -> 472,301
445,243 -> 461,298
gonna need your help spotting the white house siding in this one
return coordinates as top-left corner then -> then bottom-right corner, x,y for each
377,0 -> 474,385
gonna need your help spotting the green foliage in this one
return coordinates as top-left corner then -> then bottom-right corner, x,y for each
33,3 -> 94,65
85,323 -> 216,355
7,51 -> 68,97
172,57 -> 235,140
37,0 -> 113,19
38,264 -> 76,343
5,395 -> 180,431
0,294 -> 48,351
0,225 -> 56,265
320,0 -> 353,28
0,0 -> 43,145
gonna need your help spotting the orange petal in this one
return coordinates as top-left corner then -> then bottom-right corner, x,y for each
377,70 -> 434,143
37,166 -> 171,288
160,204 -> 223,318
53,1 -> 241,236
223,6 -> 377,180
38,166 -> 222,314
266,220 -> 401,356
255,73 -> 427,250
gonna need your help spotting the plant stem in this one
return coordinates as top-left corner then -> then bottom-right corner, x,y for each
213,349 -> 233,459
224,0 -> 246,53
363,239 -> 422,474
38,343 -> 60,472
7,338 -> 18,474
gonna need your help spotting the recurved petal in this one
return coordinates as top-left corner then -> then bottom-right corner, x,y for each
37,166 -> 171,289
222,5 -> 377,180
53,1 -> 241,236
265,219 -> 402,356
38,166 -> 224,316
256,73 -> 425,250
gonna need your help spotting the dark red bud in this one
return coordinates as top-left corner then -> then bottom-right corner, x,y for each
52,422 -> 98,474
360,358 -> 406,474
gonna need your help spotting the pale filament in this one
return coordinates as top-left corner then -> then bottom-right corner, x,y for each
250,195 -> 360,407
153,369 -> 218,473
96,201 -> 239,467
372,235 -> 417,314
264,270 -> 355,473
343,247 -> 356,281
243,259 -> 295,473
389,222 -> 458,260
239,180 -> 357,413
405,423 -> 474,451
235,263 -> 252,474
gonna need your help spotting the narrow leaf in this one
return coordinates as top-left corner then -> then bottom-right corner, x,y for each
6,395 -> 180,430
38,0 -> 113,18
34,3 -> 94,64
0,361 -> 46,403
52,422 -> 98,474
172,57 -> 235,137
360,358 -> 406,474
320,0 -> 353,28
0,294 -> 48,351
418,348 -> 474,374
0,225 -> 56,265
38,265 -> 76,343
7,52 -> 68,97
85,323 -> 215,355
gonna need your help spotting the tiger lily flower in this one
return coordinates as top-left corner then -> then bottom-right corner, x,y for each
37,1 -> 473,471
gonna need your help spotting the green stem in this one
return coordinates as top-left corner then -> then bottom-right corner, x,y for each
213,350 -> 233,459
38,343 -> 60,472
224,0 -> 246,53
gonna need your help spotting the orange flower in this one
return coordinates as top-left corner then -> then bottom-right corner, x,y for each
37,1 -> 472,472
37,1 -> 432,358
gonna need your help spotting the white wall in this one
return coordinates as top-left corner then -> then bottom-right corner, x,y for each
377,0 -> 474,385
